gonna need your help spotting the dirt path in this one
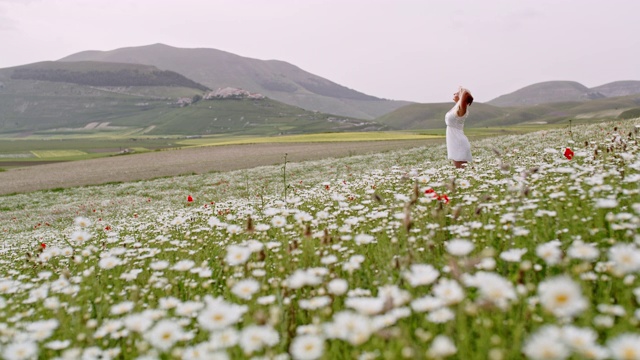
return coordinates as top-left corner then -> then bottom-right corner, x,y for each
0,140 -> 439,195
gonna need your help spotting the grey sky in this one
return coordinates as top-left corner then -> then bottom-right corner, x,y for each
1,0 -> 638,103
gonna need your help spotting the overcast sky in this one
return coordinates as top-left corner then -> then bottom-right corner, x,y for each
1,0 -> 639,103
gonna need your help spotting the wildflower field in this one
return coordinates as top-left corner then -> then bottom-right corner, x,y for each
1,119 -> 639,360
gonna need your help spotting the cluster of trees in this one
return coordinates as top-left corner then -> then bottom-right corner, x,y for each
11,68 -> 210,91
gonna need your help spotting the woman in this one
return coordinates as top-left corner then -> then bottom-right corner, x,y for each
445,87 -> 474,168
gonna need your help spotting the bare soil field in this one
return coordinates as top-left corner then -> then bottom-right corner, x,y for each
0,139 -> 439,195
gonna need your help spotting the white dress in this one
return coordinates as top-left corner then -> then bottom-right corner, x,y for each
445,103 -> 472,162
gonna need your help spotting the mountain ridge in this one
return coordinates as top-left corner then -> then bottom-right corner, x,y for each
8,60 -> 209,91
488,80 -> 640,107
377,93 -> 640,130
0,60 -> 384,136
58,43 -> 411,119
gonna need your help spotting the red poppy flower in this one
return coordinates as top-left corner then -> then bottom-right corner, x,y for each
40,243 -> 46,249
187,195 -> 193,202
564,147 -> 574,160
438,194 -> 450,204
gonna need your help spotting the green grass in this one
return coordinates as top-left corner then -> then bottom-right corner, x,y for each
178,131 -> 440,147
31,150 -> 88,158
0,138 -> 180,152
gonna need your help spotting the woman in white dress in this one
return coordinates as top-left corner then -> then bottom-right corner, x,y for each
445,87 -> 474,168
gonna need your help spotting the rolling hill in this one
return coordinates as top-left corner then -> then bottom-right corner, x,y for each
488,80 -> 640,107
0,61 -> 383,136
8,61 -> 209,91
377,94 -> 640,129
590,81 -> 640,97
58,43 -> 411,119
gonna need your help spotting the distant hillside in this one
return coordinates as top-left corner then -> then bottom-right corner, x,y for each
377,94 -> 640,129
9,61 -> 209,91
487,81 -> 601,107
488,80 -> 640,107
58,43 -> 411,119
0,62 -> 382,136
375,102 -> 506,129
590,81 -> 640,97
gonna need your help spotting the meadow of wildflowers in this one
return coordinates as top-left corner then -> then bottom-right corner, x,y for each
0,119 -> 639,360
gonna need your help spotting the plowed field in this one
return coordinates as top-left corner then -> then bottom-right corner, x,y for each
0,139 -> 438,195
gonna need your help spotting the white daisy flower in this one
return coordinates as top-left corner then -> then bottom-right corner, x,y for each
209,328 -> 240,350
402,264 -> 440,287
198,297 -> 247,331
171,259 -> 195,271
150,260 -> 170,270
299,296 -> 331,310
110,301 -> 135,315
445,239 -> 474,256
271,215 -> 287,228
426,307 -> 455,323
98,256 -> 122,270
567,241 -> 600,261
536,240 -> 563,265
500,248 -> 527,262
225,245 -> 252,266
290,334 -> 325,360
608,243 -> 640,275
327,279 -> 349,295
538,276 -> 588,318
323,311 -> 372,346
74,216 -> 92,228
523,326 -> 570,360
594,198 -> 618,209
354,233 -> 375,245
70,230 -> 92,245
427,335 -> 457,358
175,301 -> 205,317
45,340 -> 71,350
433,279 -> 464,305
411,295 -> 444,312
239,325 -> 279,354
607,333 -> 640,360
144,319 -> 185,352
231,278 -> 260,300
4,341 -> 39,360
561,325 -> 599,355
462,271 -> 516,309
345,297 -> 385,316
123,313 -> 154,333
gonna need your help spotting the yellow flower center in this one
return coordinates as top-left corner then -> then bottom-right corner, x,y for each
555,293 -> 569,304
623,348 -> 636,360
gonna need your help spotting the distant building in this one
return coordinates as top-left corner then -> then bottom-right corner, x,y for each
176,97 -> 193,107
204,87 -> 265,100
